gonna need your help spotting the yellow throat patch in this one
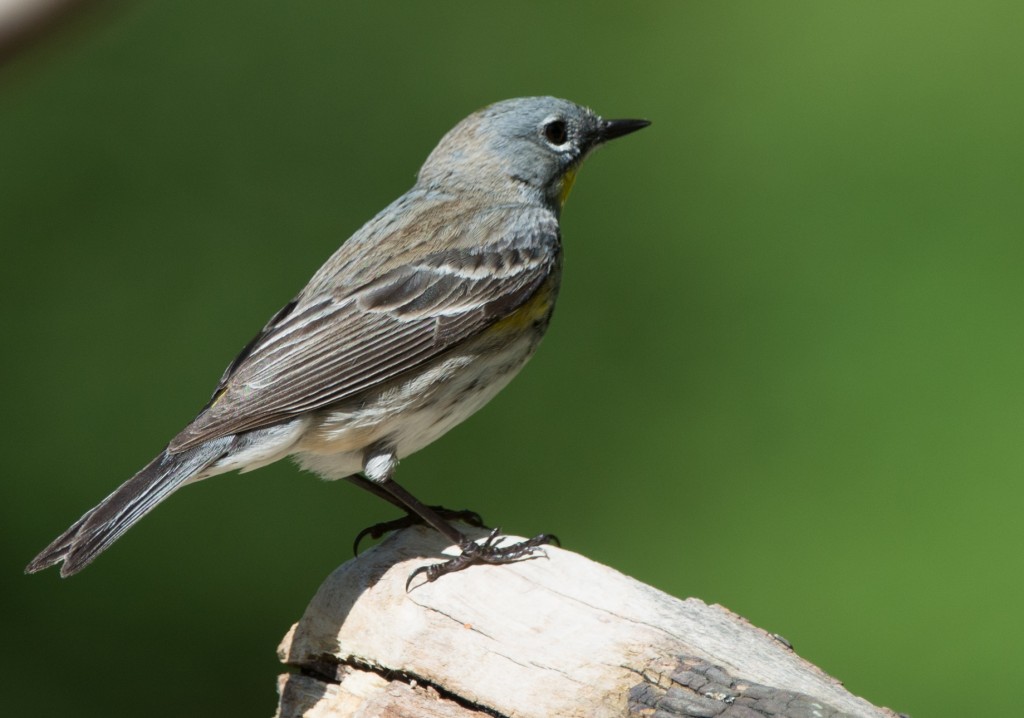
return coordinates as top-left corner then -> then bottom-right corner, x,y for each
558,166 -> 578,208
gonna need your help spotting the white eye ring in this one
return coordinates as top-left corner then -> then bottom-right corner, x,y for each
542,117 -> 569,147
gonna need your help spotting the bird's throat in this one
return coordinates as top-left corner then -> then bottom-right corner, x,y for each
558,167 -> 578,208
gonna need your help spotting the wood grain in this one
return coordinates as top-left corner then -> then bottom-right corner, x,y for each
276,526 -> 901,718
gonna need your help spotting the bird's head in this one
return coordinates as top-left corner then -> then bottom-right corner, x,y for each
418,96 -> 649,212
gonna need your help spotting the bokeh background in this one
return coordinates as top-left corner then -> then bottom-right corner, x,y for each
3,2 -> 1022,716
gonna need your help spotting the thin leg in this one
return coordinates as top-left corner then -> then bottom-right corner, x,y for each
378,475 -> 558,589
342,473 -> 408,511
344,473 -> 485,555
376,476 -> 467,544
361,444 -> 556,588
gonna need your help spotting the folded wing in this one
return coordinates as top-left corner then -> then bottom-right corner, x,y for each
170,212 -> 560,452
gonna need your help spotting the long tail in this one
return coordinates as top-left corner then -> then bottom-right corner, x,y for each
25,436 -> 234,577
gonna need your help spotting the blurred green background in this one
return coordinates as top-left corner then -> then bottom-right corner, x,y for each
3,2 -> 1022,716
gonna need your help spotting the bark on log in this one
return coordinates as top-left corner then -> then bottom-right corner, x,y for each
276,526 -> 901,718
0,0 -> 98,63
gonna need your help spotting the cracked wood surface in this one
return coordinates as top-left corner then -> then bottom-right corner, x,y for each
276,526 -> 901,718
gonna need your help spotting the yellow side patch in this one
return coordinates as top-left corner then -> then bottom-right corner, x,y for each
489,280 -> 555,334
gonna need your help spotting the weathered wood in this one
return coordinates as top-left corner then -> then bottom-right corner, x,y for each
0,0 -> 96,63
277,526 -> 900,718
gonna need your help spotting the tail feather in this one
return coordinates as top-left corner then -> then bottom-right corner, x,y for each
26,436 -> 234,577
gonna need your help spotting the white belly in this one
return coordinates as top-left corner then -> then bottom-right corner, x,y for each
290,330 -> 539,480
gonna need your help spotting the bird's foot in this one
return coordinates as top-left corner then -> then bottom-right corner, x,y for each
352,506 -> 486,555
406,528 -> 559,590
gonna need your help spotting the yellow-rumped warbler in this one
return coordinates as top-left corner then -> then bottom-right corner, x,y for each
26,97 -> 649,580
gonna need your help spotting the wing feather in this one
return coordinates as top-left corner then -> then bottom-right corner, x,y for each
169,208 -> 560,452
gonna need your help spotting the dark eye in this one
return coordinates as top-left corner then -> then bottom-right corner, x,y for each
543,119 -> 568,145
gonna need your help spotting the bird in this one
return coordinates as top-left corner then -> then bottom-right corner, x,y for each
25,96 -> 650,581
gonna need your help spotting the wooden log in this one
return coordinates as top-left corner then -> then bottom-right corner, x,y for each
0,0 -> 97,63
276,526 -> 901,718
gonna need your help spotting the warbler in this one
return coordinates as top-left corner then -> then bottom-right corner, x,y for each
26,96 -> 649,580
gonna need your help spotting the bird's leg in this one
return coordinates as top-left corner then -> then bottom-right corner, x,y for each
361,444 -> 556,588
403,526 -> 558,589
344,473 -> 484,555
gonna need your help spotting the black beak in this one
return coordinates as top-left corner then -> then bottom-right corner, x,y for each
599,118 -> 651,143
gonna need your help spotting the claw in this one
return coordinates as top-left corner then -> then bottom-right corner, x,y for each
405,529 -> 557,591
